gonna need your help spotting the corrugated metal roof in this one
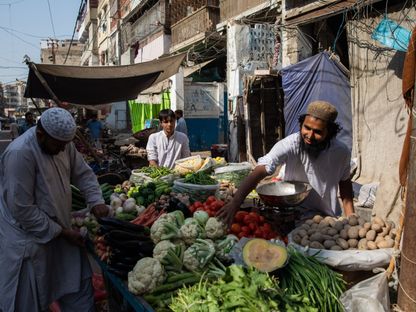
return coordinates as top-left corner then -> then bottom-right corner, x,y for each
284,0 -> 382,26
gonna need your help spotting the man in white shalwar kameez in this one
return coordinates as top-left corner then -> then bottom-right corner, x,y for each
0,108 -> 109,312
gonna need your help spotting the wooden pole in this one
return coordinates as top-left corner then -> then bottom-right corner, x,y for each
25,61 -> 101,163
397,109 -> 416,310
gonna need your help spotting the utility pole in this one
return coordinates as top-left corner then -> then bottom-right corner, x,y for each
397,99 -> 416,310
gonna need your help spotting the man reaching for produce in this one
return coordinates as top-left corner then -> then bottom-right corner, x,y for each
218,101 -> 354,226
146,109 -> 191,169
0,107 -> 109,312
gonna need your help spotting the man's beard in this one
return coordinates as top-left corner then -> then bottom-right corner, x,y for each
300,137 -> 329,159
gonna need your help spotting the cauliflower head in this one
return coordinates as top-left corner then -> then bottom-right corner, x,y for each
179,222 -> 205,245
128,257 -> 166,295
153,240 -> 176,262
205,217 -> 226,239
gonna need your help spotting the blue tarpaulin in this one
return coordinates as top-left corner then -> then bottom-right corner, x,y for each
281,52 -> 352,149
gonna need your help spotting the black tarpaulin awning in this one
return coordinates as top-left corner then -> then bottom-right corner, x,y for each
24,53 -> 186,105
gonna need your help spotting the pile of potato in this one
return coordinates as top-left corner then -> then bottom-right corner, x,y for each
292,215 -> 396,250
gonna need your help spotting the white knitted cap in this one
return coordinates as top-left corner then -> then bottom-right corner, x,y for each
40,107 -> 76,141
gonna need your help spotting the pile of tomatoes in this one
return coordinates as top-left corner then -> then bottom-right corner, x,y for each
188,196 -> 225,217
230,210 -> 279,239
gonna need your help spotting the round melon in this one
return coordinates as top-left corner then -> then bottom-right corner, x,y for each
242,238 -> 288,272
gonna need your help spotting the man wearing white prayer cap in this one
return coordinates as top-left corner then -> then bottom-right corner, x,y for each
0,107 -> 109,312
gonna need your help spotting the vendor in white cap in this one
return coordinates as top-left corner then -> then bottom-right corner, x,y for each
0,107 -> 108,312
218,100 -> 354,226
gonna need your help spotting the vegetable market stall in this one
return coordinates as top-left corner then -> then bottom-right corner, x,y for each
71,157 -> 399,311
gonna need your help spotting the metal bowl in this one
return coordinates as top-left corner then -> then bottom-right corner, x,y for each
256,181 -> 312,208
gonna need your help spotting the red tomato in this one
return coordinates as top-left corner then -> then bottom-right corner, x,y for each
206,196 -> 217,204
241,226 -> 250,233
237,232 -> 246,239
230,223 -> 241,234
258,215 -> 265,223
248,223 -> 257,231
194,201 -> 203,208
249,212 -> 259,222
235,211 -> 248,222
216,200 -> 225,207
263,223 -> 272,232
254,229 -> 263,237
243,214 -> 255,225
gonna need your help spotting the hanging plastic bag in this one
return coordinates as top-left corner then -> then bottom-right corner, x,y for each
340,271 -> 390,312
371,17 -> 411,52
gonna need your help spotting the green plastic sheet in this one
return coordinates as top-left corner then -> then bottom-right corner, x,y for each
129,91 -> 170,133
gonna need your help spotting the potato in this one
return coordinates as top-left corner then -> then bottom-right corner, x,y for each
389,228 -> 397,239
300,224 -> 310,231
377,239 -> 394,249
327,228 -> 338,236
358,238 -> 368,250
333,234 -> 340,240
298,229 -> 308,237
310,241 -> 324,249
339,229 -> 349,240
307,229 -> 316,236
386,220 -> 395,229
358,217 -> 366,226
384,235 -> 392,240
336,238 -> 349,250
330,245 -> 343,251
318,221 -> 329,229
310,223 -> 319,229
347,227 -> 359,239
358,227 -> 368,238
301,237 -> 310,247
321,234 -> 334,241
323,240 -> 336,249
305,219 -> 314,226
319,227 -> 330,234
375,236 -> 384,244
328,218 -> 337,228
348,239 -> 358,248
372,216 -> 385,227
365,230 -> 376,241
363,222 -> 371,230
371,223 -> 382,232
378,227 -> 389,237
324,216 -> 334,223
333,221 -> 344,231
339,217 -> 349,225
367,241 -> 377,250
348,215 -> 359,226
310,233 -> 324,242
293,234 -> 302,244
312,215 -> 323,224
343,224 -> 351,231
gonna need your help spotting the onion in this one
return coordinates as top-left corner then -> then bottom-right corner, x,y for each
110,197 -> 123,209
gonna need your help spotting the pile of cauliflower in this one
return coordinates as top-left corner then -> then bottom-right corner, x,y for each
128,210 -> 238,295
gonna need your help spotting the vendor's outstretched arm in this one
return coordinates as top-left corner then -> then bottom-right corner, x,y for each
217,165 -> 269,226
339,179 -> 354,217
149,160 -> 158,167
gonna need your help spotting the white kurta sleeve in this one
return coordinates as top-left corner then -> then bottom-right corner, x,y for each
69,144 -> 104,208
3,149 -> 62,243
257,134 -> 297,175
146,133 -> 158,161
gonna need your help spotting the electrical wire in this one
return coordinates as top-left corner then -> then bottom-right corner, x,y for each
0,0 -> 25,6
64,0 -> 86,64
46,0 -> 56,38
0,26 -> 39,49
